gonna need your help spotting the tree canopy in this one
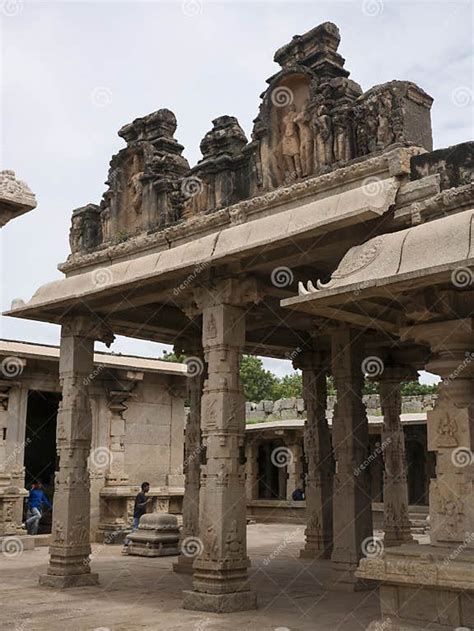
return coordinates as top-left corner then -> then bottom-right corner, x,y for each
161,351 -> 437,402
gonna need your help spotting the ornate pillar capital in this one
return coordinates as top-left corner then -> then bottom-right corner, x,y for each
61,315 -> 115,347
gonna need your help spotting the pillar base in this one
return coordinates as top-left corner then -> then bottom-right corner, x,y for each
182,589 -> 257,613
357,543 -> 474,630
299,544 -> 332,560
173,555 -> 194,574
39,573 -> 99,589
331,562 -> 375,592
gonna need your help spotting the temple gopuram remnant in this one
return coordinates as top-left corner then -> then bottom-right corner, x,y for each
5,21 -> 474,628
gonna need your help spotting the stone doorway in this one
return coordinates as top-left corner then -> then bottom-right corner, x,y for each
23,390 -> 60,534
257,440 -> 287,500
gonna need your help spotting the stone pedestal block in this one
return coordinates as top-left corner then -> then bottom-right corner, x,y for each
128,513 -> 180,557
182,588 -> 257,613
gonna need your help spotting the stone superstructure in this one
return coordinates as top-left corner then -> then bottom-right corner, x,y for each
0,170 -> 36,227
61,21 -> 433,266
4,20 -> 474,628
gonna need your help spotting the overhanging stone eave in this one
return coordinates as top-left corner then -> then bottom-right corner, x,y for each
281,257 -> 474,330
4,175 -> 400,326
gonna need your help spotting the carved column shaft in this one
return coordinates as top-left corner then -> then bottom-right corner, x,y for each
296,352 -> 334,559
330,329 -> 373,590
285,439 -> 303,501
416,320 -> 474,547
174,341 -> 205,574
378,370 -> 413,546
183,301 -> 257,612
40,321 -> 100,588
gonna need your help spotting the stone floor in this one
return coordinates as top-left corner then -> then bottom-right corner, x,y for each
0,524 -> 380,631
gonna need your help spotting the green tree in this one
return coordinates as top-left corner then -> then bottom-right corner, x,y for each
239,355 -> 277,402
401,380 -> 438,395
271,373 -> 302,399
161,350 -> 183,362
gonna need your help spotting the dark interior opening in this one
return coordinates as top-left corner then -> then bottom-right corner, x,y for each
24,390 -> 60,533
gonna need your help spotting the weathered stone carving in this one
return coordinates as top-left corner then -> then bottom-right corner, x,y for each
69,204 -> 102,254
0,170 -> 37,227
64,22 -> 433,258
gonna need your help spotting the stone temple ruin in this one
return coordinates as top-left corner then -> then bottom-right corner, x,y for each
4,21 -> 474,629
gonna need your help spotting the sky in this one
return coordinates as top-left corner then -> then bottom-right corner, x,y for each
1,0 -> 472,380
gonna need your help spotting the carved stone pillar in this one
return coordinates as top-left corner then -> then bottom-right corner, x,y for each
358,318 -> 474,629
183,292 -> 257,612
244,438 -> 259,501
330,329 -> 373,590
0,384 -> 28,537
294,351 -> 333,559
174,339 -> 205,575
285,439 -> 303,500
105,389 -> 134,487
378,367 -> 414,547
39,318 -> 112,588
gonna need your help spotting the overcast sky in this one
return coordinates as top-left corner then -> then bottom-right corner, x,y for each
1,0 -> 472,379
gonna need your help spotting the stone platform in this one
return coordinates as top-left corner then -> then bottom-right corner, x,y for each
0,523 -> 379,630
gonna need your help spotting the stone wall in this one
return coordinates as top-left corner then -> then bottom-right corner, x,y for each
245,394 -> 437,422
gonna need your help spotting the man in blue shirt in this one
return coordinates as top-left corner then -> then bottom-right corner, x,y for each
25,482 -> 52,535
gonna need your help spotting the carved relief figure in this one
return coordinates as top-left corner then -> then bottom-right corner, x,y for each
100,207 -> 111,242
128,154 -> 144,213
332,107 -> 352,163
281,105 -> 303,181
69,214 -> 83,254
366,104 -> 379,153
225,519 -> 243,556
436,412 -> 458,447
377,92 -> 395,148
294,108 -> 313,177
313,104 -> 333,170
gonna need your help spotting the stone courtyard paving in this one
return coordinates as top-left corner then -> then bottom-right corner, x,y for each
0,524 -> 379,631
